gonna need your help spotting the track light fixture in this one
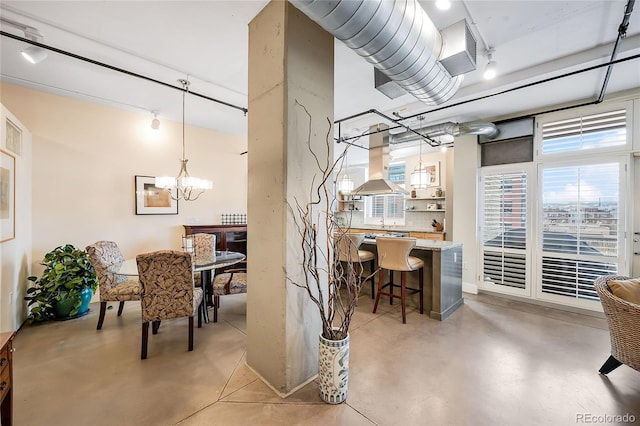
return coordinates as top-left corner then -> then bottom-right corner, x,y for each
150,112 -> 160,130
0,17 -> 48,64
21,45 -> 47,64
483,49 -> 497,80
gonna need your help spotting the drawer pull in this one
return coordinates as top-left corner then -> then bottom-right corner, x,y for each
0,381 -> 6,392
0,358 -> 7,367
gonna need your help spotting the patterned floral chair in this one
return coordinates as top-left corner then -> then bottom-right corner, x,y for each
86,241 -> 141,330
212,268 -> 247,322
193,233 -> 215,285
136,250 -> 204,359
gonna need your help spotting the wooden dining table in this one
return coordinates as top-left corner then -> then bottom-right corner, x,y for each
108,251 -> 246,323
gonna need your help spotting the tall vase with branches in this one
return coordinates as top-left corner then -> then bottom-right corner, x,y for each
286,100 -> 375,403
287,101 -> 375,341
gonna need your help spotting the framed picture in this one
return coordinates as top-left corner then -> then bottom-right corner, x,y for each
5,119 -> 22,156
1,149 -> 16,242
425,161 -> 440,187
135,175 -> 178,215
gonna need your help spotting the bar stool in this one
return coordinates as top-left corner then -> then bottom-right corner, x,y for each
335,232 -> 376,298
373,237 -> 424,323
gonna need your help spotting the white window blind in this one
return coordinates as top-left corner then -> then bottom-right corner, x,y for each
541,109 -> 626,155
482,171 -> 528,290
540,163 -> 619,301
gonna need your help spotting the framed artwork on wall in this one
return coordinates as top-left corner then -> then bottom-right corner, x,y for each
0,149 -> 16,242
135,175 -> 178,215
5,119 -> 22,156
425,161 -> 440,187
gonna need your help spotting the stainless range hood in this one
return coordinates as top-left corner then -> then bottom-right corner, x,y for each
352,124 -> 408,196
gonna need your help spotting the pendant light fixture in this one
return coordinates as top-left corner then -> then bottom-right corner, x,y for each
410,116 -> 431,189
338,146 -> 354,194
155,79 -> 212,201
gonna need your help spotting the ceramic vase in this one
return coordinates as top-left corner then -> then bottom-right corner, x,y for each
318,332 -> 350,404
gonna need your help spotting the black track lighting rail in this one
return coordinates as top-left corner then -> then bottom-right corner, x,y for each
0,30 -> 249,115
336,52 -> 640,144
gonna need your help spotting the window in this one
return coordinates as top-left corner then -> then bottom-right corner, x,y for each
541,109 -> 626,155
478,103 -> 630,311
364,163 -> 405,225
481,170 -> 529,293
539,162 -> 621,302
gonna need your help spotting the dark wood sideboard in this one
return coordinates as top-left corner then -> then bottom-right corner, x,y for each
0,332 -> 15,426
183,224 -> 247,256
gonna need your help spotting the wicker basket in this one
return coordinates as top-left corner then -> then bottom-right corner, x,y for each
594,275 -> 640,372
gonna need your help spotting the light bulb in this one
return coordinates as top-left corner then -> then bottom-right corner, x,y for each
436,0 -> 451,10
483,61 -> 497,80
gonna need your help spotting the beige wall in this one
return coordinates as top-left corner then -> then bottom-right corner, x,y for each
0,104 -> 32,333
0,83 -> 247,324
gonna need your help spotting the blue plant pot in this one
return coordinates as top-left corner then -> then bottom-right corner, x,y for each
78,286 -> 93,316
53,287 -> 93,320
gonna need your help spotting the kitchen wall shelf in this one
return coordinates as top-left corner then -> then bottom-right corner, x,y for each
406,209 -> 445,212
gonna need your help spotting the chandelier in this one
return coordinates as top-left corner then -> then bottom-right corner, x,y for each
410,116 -> 430,189
155,79 -> 212,201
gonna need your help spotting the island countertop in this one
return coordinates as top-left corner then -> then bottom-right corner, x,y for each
361,237 -> 464,320
363,238 -> 461,252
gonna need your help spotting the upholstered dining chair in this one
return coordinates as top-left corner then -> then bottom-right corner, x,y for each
192,233 -> 215,285
335,232 -> 376,298
86,241 -> 141,330
136,250 -> 204,359
373,237 -> 424,324
211,268 -> 247,322
594,275 -> 640,375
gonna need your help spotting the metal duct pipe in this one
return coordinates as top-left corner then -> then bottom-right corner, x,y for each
290,0 -> 463,105
390,121 -> 499,144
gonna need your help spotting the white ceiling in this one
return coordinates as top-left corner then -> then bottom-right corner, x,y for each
1,1 -> 639,155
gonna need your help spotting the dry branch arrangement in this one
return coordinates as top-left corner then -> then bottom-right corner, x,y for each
287,100 -> 377,341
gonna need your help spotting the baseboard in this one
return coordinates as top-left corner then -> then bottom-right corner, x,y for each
462,281 -> 478,294
244,361 -> 318,399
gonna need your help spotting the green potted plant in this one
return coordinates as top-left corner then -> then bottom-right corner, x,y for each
25,244 -> 98,323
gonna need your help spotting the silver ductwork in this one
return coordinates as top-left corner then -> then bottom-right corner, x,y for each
290,0 -> 463,105
391,121 -> 499,145
352,124 -> 408,196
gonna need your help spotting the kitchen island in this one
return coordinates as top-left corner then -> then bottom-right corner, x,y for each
362,238 -> 463,321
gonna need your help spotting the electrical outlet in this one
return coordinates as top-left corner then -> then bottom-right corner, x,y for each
462,262 -> 468,270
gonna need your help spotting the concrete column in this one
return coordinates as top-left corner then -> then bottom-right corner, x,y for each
246,1 -> 334,395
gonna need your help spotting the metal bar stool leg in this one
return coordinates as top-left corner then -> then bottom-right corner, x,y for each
373,268 -> 385,313
401,271 -> 407,324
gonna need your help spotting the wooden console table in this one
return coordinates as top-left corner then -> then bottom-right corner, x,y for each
183,224 -> 247,255
0,332 -> 15,426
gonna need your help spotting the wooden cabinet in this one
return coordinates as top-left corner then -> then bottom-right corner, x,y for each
410,231 -> 445,241
1,332 -> 14,426
183,225 -> 247,255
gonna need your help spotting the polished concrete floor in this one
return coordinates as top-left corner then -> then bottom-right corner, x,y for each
12,291 -> 640,426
